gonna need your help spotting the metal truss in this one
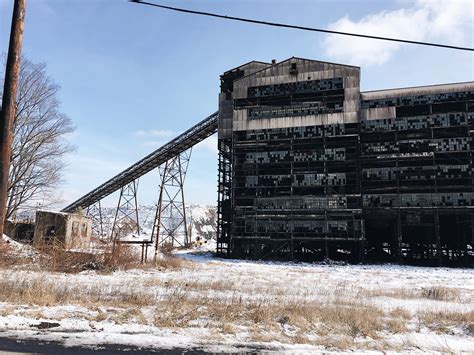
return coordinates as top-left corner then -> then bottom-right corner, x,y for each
216,139 -> 232,256
62,112 -> 217,213
152,149 -> 191,251
110,180 -> 140,241
85,200 -> 104,240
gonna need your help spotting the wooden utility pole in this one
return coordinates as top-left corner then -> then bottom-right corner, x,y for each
0,0 -> 27,237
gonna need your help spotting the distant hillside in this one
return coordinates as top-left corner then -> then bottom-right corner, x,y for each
92,204 -> 216,243
10,204 -> 217,244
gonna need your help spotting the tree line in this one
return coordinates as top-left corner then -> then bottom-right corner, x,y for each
1,56 -> 74,221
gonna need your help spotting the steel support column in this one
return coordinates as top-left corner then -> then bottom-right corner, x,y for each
434,209 -> 442,266
152,149 -> 191,253
111,180 -> 140,241
86,200 -> 104,240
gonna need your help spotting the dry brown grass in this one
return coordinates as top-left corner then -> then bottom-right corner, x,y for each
37,241 -> 103,273
35,241 -> 145,273
316,335 -> 356,350
151,281 -> 386,347
0,240 -> 32,267
4,238 -> 187,274
0,241 -> 14,267
367,286 -> 461,302
104,243 -> 143,270
154,253 -> 189,270
421,286 -> 460,301
0,266 -> 468,351
0,250 -> 471,352
0,275 -> 155,308
385,307 -> 411,333
366,287 -> 418,299
112,308 -> 148,325
418,310 -> 474,335
390,307 -> 411,320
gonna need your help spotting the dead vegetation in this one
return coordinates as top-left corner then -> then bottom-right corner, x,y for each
367,286 -> 462,302
421,286 -> 461,301
0,270 -> 471,351
0,241 -> 15,267
0,274 -> 156,308
0,243 -> 471,351
0,238 -> 188,273
151,288 -> 386,345
154,252 -> 189,270
0,270 -> 394,347
34,240 -> 142,273
418,310 -> 474,335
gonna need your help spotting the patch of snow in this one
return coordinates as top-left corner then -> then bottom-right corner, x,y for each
2,234 -> 37,258
0,251 -> 472,352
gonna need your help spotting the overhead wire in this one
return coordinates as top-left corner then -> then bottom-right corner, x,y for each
130,0 -> 474,52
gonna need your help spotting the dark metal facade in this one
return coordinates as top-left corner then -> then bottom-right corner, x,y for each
217,57 -> 474,266
360,87 -> 474,266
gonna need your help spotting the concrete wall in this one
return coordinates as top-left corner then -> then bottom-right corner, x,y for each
34,211 -> 91,249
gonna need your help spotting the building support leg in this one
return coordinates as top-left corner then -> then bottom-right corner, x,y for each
435,210 -> 442,266
110,180 -> 140,241
397,211 -> 403,265
152,149 -> 191,254
86,200 -> 104,240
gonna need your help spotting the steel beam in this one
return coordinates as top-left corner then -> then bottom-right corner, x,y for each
110,180 -> 140,241
86,200 -> 104,240
62,112 -> 217,213
152,149 -> 191,252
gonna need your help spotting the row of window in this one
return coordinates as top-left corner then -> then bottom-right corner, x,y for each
364,192 -> 474,208
363,137 -> 472,154
362,113 -> 471,131
247,78 -> 344,98
244,148 -> 346,164
361,91 -> 473,109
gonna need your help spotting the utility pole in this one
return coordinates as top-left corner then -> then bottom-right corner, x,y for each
0,0 -> 27,237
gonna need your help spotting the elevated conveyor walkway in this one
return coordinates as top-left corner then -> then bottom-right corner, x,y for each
62,111 -> 218,212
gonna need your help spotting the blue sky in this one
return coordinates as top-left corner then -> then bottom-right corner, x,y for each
0,0 -> 473,208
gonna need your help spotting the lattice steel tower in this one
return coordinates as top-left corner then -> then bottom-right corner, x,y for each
152,149 -> 192,251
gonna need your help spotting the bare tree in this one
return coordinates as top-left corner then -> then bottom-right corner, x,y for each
0,56 -> 75,220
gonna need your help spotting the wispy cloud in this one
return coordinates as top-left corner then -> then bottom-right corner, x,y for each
194,135 -> 217,153
134,129 -> 175,138
140,140 -> 167,148
324,0 -> 473,66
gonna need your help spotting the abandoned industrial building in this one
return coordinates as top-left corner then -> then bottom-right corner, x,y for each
33,210 -> 92,249
216,57 -> 474,267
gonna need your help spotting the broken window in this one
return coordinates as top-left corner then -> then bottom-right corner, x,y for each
71,221 -> 79,237
45,225 -> 56,237
81,223 -> 88,237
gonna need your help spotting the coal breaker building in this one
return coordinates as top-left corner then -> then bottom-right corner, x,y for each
216,57 -> 474,266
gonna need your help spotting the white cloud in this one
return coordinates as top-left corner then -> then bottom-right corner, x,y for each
194,135 -> 218,154
63,130 -> 80,142
140,140 -> 167,148
324,0 -> 473,66
134,129 -> 174,138
134,129 -> 175,148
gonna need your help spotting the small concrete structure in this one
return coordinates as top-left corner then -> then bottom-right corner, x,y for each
33,210 -> 92,249
4,220 -> 35,243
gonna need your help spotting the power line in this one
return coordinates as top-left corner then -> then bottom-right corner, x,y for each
130,0 -> 473,52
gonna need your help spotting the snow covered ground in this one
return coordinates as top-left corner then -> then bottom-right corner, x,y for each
0,244 -> 472,353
